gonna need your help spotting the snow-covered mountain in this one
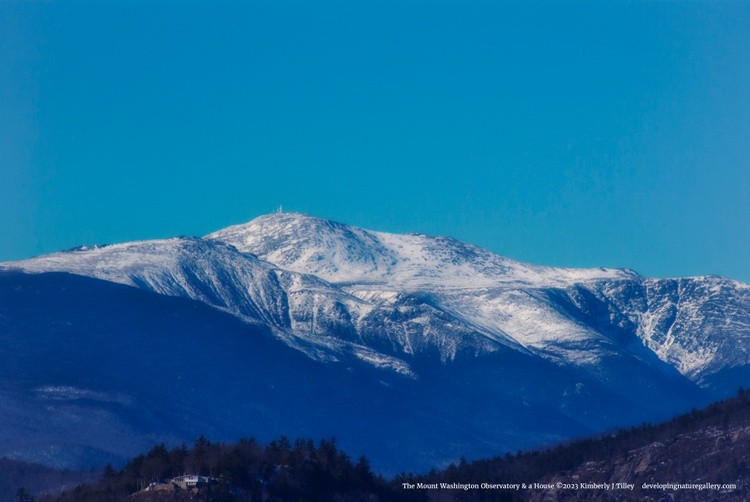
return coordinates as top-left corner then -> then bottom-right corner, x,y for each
207,213 -> 637,288
1,212 -> 748,472
208,213 -> 750,389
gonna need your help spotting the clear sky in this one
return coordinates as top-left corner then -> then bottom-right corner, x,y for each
1,1 -> 748,281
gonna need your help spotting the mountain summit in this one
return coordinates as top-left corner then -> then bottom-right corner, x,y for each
1,213 -> 748,471
208,212 -> 636,287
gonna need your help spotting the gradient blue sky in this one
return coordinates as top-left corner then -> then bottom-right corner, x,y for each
2,1 -> 749,281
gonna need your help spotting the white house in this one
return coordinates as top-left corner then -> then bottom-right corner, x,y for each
171,475 -> 211,489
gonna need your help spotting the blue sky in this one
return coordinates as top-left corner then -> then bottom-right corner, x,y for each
2,1 -> 748,281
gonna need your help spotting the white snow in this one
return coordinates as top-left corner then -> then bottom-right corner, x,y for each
3,212 -> 749,381
207,213 -> 637,290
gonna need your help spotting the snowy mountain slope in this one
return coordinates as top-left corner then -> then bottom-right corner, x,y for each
205,214 -> 667,373
1,237 -> 421,374
2,233 -> 563,374
207,213 -> 750,387
4,238 -> 291,328
6,212 -> 750,392
207,213 -> 638,289
0,235 -> 663,384
587,276 -> 750,391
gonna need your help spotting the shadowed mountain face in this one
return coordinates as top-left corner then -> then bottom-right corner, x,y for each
1,213 -> 748,472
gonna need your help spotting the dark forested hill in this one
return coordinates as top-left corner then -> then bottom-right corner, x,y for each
35,436 -> 408,502
406,390 -> 750,501
19,391 -> 750,501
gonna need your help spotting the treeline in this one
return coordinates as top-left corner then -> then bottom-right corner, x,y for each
25,389 -> 750,501
398,388 -> 750,500
37,436 -> 411,502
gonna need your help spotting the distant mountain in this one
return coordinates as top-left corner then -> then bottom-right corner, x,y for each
1,213 -> 749,473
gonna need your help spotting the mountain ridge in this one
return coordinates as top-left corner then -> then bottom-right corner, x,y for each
207,212 -> 639,289
3,212 -> 748,385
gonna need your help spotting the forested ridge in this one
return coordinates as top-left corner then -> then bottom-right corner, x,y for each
8,390 -> 750,501
31,436 -> 408,502
404,389 -> 750,500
